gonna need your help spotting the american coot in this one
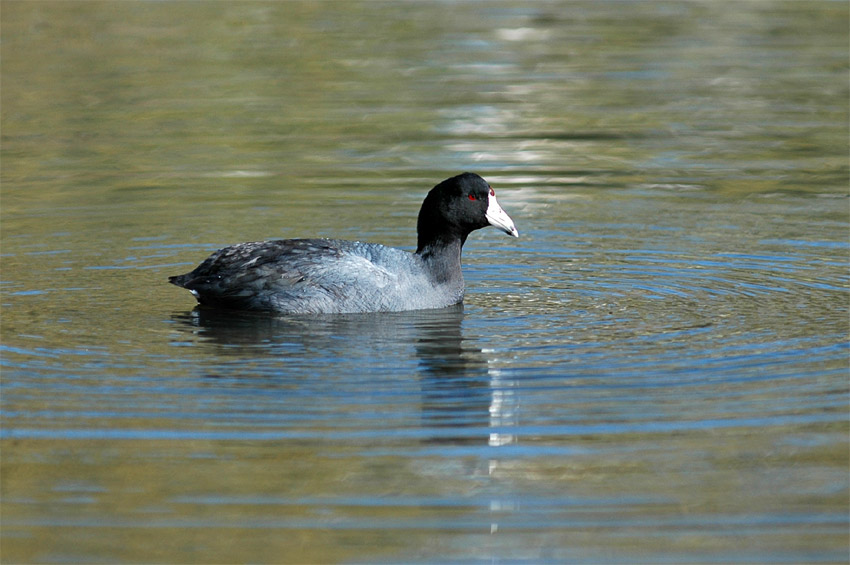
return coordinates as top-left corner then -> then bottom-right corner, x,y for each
169,172 -> 518,314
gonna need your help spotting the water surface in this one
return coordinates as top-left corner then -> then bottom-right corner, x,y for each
2,2 -> 848,563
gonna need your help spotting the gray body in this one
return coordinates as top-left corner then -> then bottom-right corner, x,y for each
169,238 -> 465,314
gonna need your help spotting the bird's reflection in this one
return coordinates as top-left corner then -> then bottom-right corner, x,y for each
171,304 -> 518,532
170,305 -> 518,448
411,309 -> 493,442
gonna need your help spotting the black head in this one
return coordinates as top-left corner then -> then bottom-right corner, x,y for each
416,172 -> 518,254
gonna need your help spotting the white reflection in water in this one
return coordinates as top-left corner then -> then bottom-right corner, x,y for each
485,355 -> 520,535
487,366 -> 517,448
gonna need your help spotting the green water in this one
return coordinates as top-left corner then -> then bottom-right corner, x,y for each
2,1 -> 848,563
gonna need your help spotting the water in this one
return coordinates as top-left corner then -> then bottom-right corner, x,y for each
2,2 -> 848,563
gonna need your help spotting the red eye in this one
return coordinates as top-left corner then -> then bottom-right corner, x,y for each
468,194 -> 476,201
490,187 -> 495,196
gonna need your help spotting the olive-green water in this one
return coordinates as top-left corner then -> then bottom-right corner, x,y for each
2,2 -> 848,563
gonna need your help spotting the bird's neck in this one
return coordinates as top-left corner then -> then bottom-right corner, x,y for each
416,237 -> 465,285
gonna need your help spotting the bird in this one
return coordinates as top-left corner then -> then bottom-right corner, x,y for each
169,172 -> 518,314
